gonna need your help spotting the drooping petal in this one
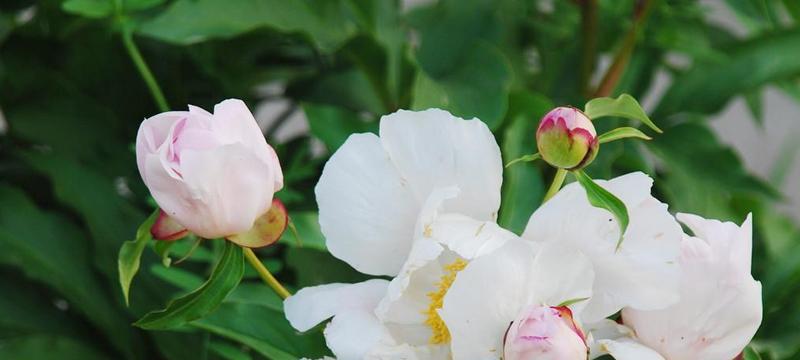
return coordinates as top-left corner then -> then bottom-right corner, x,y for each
597,339 -> 665,360
523,172 -> 682,322
440,240 -> 593,359
621,214 -> 762,360
284,279 -> 389,332
316,109 -> 503,276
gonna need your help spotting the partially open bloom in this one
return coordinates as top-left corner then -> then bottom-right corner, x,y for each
504,305 -> 588,360
135,99 -> 283,239
536,107 -> 598,170
523,172 -> 684,322
607,213 -> 763,360
440,239 -> 594,359
315,109 -> 502,276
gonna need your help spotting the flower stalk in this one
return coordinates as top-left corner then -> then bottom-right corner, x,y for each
243,247 -> 291,299
121,26 -> 169,112
543,168 -> 568,202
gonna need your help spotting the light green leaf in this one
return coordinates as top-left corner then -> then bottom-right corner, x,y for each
557,297 -> 590,307
598,127 -> 652,144
504,153 -> 541,168
135,241 -> 244,330
584,94 -> 662,133
573,171 -> 629,249
118,209 -> 158,306
154,240 -> 175,267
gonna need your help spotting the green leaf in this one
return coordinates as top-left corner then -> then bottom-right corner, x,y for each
0,335 -> 108,360
137,0 -> 355,51
303,102 -> 377,152
557,297 -> 590,307
497,92 -> 550,234
573,171 -> 629,249
209,341 -> 253,360
743,89 -> 764,126
412,41 -> 511,129
154,240 -> 176,267
62,0 -> 113,18
191,302 -> 328,359
504,153 -> 541,168
597,127 -> 652,144
135,241 -> 245,330
742,345 -> 763,360
584,94 -> 662,133
655,28 -> 800,118
118,209 -> 158,306
286,247 -> 370,288
279,212 -> 327,251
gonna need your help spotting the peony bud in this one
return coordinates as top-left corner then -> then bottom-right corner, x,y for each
150,209 -> 188,241
136,99 -> 283,239
504,305 -> 588,360
536,107 -> 598,170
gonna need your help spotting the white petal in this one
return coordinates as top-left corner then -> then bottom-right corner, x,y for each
440,240 -> 593,359
379,109 -> 502,221
622,214 -> 762,360
283,279 -> 389,332
316,133 -> 418,276
317,109 -> 503,276
597,339 -> 665,360
325,310 -> 392,360
523,172 -> 682,322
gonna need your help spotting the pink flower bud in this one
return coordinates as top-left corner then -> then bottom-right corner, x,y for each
536,107 -> 598,170
135,99 -> 283,239
504,305 -> 588,360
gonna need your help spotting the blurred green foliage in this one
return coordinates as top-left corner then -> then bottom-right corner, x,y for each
1,0 -> 799,358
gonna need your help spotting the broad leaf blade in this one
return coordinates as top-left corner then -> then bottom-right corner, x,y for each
135,241 -> 245,330
118,209 -> 158,306
584,94 -> 662,133
573,171 -> 629,249
598,127 -> 652,144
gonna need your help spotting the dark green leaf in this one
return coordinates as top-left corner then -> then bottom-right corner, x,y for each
61,0 -> 113,18
279,212 -> 327,251
412,41 -> 511,129
0,335 -> 107,360
742,345 -> 763,360
584,94 -> 662,133
135,241 -> 245,330
655,29 -> 800,118
573,171 -> 629,249
137,0 -> 355,51
119,209 -> 158,306
597,127 -> 652,144
497,92 -> 550,234
286,247 -> 369,288
209,341 -> 253,360
303,102 -> 377,152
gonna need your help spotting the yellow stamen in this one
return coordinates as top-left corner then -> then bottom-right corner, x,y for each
423,258 -> 468,344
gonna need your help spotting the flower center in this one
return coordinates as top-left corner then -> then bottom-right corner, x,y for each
423,258 -> 468,344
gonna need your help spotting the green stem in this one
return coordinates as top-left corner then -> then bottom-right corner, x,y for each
543,168 -> 568,203
579,0 -> 598,97
592,0 -> 656,97
121,27 -> 169,112
243,247 -> 291,299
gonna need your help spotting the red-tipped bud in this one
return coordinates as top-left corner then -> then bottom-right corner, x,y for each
536,107 -> 598,170
151,209 -> 189,241
227,198 -> 288,248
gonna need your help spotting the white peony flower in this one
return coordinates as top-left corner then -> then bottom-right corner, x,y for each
522,172 -> 684,322
315,109 -> 503,276
601,213 -> 762,360
440,239 -> 594,359
285,187 -> 516,359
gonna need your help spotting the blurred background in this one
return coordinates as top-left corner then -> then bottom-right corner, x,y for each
1,0 -> 799,359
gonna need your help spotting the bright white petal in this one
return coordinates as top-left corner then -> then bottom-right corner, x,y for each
316,133 -> 418,276
317,109 -> 503,276
325,310 -> 392,360
284,279 -> 389,332
523,172 -> 682,322
378,109 -> 502,221
441,240 -> 593,359
598,339 -> 665,360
